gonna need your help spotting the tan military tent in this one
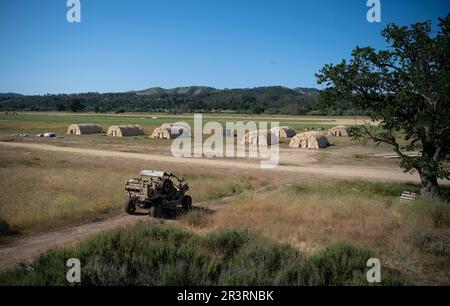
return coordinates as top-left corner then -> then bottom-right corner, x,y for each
328,126 -> 349,137
271,126 -> 296,138
107,125 -> 144,137
161,123 -> 173,130
170,125 -> 191,137
150,127 -> 171,139
67,124 -> 103,135
289,131 -> 330,149
161,122 -> 191,132
241,130 -> 279,146
223,129 -> 236,137
151,124 -> 190,139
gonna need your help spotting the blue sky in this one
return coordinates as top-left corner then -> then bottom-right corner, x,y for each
0,0 -> 449,95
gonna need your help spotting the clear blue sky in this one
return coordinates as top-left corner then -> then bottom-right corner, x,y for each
0,0 -> 449,95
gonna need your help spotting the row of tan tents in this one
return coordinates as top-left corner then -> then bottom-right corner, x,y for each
67,124 -> 144,137
67,123 -> 349,150
239,125 -> 350,149
67,123 -> 190,138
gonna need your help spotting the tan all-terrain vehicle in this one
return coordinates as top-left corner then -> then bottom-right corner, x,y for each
124,170 -> 192,218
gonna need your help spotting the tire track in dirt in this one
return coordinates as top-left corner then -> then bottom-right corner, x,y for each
0,191 -> 237,271
0,214 -> 154,270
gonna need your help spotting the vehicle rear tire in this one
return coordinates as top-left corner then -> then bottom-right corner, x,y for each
182,195 -> 192,212
150,206 -> 157,218
124,199 -> 136,215
150,201 -> 163,218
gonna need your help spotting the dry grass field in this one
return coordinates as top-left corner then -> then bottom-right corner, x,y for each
179,181 -> 450,285
0,146 -> 261,233
0,112 -> 449,285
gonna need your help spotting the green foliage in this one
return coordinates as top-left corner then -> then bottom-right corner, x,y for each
205,229 -> 250,259
218,242 -> 303,286
0,86 -> 360,116
302,242 -> 405,286
55,104 -> 65,112
317,14 -> 450,198
286,180 -> 420,198
302,242 -> 372,285
0,218 -> 10,236
0,224 -> 407,286
66,99 -> 85,113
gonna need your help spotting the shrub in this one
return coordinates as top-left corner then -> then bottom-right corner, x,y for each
406,230 -> 450,256
0,218 -> 10,236
302,242 -> 372,285
205,229 -> 250,259
0,224 -> 407,286
301,242 -> 406,286
219,242 -> 304,286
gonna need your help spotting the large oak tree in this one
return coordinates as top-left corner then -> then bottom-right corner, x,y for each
317,14 -> 450,199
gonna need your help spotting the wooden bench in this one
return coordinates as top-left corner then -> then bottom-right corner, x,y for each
400,191 -> 418,204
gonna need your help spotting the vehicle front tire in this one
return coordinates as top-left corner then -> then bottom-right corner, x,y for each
124,199 -> 136,215
182,195 -> 192,212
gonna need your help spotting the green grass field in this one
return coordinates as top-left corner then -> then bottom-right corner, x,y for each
0,112 -> 364,136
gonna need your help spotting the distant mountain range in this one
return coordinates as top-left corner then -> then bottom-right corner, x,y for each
0,93 -> 23,98
134,85 -> 320,97
1,85 -> 320,99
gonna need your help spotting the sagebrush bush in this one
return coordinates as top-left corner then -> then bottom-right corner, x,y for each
0,224 -> 407,286
406,230 -> 450,256
218,242 -> 304,286
301,242 -> 405,286
301,242 -> 373,285
205,229 -> 250,259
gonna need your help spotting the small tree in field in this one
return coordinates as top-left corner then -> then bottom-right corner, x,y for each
317,14 -> 450,199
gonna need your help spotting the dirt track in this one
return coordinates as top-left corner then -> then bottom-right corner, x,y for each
0,141 -> 432,184
0,199 -> 222,271
0,214 -> 153,270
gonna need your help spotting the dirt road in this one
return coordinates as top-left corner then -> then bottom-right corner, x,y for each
0,141 -> 433,184
0,199 -> 222,271
0,214 -> 153,270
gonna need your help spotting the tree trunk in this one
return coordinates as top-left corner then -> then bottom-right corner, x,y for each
418,169 -> 440,199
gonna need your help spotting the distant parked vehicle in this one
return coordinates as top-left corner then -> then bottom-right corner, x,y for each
37,132 -> 56,138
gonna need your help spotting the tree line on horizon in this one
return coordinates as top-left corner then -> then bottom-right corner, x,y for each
0,86 -> 369,116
